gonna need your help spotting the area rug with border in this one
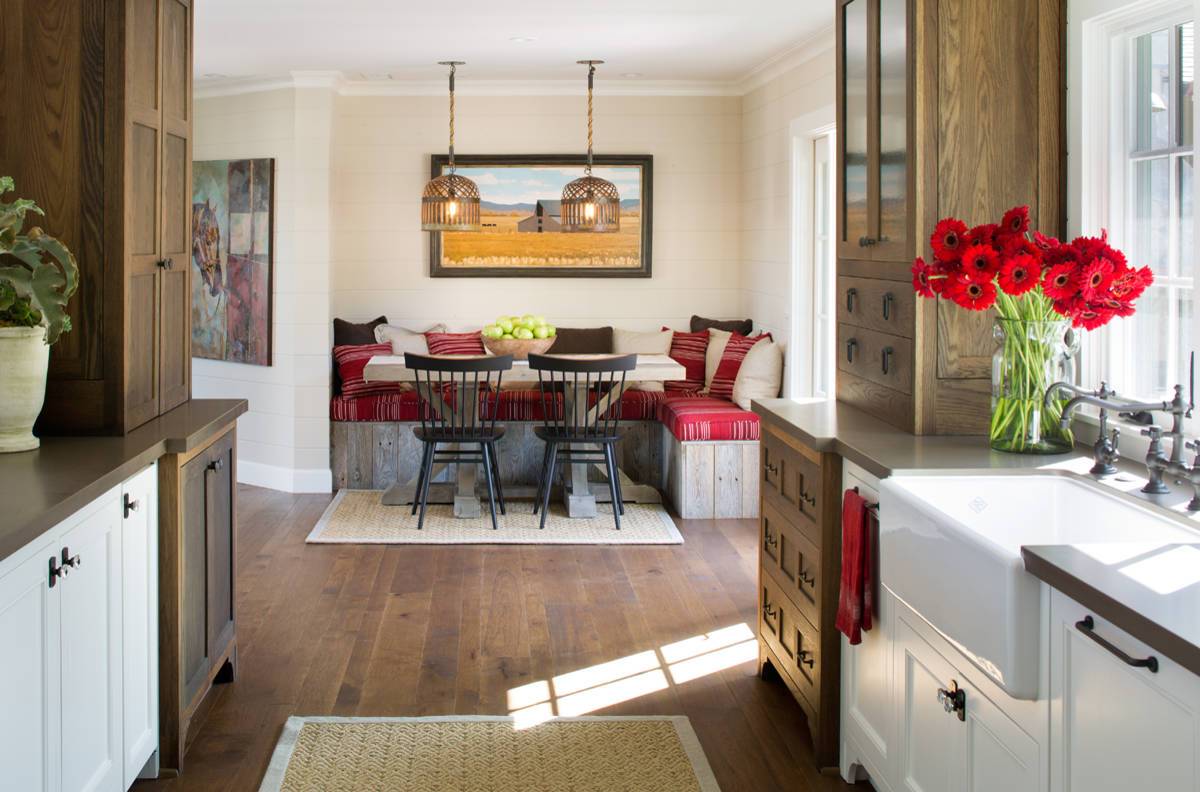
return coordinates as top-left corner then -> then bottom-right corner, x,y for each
258,715 -> 721,792
307,489 -> 684,545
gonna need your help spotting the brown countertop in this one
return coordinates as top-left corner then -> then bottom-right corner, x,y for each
0,398 -> 247,564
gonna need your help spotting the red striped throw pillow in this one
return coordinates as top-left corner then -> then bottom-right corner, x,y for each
663,327 -> 709,394
425,330 -> 485,355
707,332 -> 769,402
333,343 -> 397,397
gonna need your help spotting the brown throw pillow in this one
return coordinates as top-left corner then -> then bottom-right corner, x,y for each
333,315 -> 388,346
548,326 -> 614,354
690,314 -> 752,336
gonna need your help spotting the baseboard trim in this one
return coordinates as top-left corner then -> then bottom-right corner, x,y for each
238,459 -> 332,494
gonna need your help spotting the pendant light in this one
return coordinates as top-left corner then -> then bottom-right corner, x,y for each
421,61 -> 480,231
561,60 -> 620,233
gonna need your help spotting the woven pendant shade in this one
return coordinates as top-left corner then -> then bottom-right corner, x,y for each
562,60 -> 619,233
421,62 -> 480,232
422,173 -> 480,231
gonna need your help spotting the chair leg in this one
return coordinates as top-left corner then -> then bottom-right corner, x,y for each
416,442 -> 437,531
532,443 -> 552,515
488,441 -> 506,515
611,444 -> 625,515
539,442 -> 558,530
412,443 -> 432,516
603,445 -> 622,530
481,443 -> 499,531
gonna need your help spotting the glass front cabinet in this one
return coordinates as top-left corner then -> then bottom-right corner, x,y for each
837,0 -> 911,265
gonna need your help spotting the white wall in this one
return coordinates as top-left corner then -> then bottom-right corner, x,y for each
330,93 -> 743,331
191,87 -> 334,493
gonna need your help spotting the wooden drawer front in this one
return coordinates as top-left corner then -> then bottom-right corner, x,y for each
761,433 -> 784,498
837,323 -> 914,395
760,575 -> 822,706
837,275 -> 914,337
762,501 -> 821,627
763,428 -> 823,524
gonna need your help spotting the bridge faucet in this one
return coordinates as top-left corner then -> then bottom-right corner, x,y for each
1044,381 -> 1122,476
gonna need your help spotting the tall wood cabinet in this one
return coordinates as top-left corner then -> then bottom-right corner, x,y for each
0,0 -> 193,435
835,0 -> 1065,433
158,422 -> 237,773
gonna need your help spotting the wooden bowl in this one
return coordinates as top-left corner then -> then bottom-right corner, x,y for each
482,336 -> 557,360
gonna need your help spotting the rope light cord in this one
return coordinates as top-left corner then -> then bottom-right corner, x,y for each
586,63 -> 594,175
448,63 -> 456,174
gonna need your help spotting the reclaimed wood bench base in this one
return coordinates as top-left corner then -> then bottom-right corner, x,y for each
662,434 -> 760,519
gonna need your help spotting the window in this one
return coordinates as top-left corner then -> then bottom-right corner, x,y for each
1085,9 -> 1196,405
811,133 -> 835,398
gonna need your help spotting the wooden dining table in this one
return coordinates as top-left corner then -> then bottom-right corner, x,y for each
363,353 -> 686,518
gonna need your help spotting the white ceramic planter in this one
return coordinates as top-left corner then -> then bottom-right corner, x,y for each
0,326 -> 49,452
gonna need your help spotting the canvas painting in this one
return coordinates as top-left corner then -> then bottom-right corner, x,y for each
430,154 -> 652,277
191,158 -> 274,365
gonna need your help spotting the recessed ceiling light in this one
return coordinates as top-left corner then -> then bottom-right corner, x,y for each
509,36 -> 537,43
621,72 -> 643,78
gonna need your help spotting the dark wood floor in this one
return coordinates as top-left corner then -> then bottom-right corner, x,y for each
135,485 -> 859,792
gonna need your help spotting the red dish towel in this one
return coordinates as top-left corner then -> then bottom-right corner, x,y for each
836,489 -> 876,645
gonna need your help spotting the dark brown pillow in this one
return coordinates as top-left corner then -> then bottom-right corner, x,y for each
333,315 -> 388,346
548,326 -> 613,354
690,314 -> 752,336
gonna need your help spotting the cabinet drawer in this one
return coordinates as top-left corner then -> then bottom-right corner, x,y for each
838,323 -> 913,395
761,500 -> 822,628
838,276 -> 914,337
760,575 -> 822,708
763,430 -> 823,524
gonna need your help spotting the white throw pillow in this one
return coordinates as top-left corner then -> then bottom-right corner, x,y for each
732,338 -> 783,409
703,328 -> 732,392
613,328 -> 672,392
374,323 -> 447,355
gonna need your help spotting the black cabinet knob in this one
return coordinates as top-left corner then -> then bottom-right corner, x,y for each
123,493 -> 140,518
846,339 -> 859,363
207,457 -> 225,472
61,546 -> 81,570
846,287 -> 858,313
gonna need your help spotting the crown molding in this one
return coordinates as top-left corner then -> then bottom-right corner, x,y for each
194,27 -> 837,100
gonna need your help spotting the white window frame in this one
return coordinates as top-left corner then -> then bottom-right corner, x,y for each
1074,0 -> 1198,447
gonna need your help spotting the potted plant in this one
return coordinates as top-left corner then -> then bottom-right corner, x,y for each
912,206 -> 1153,453
0,177 -> 79,452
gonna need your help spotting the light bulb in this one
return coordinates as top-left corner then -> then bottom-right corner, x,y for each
584,202 -> 596,220
447,200 -> 458,219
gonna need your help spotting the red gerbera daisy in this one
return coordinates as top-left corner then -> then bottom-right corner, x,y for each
1079,257 -> 1116,301
1042,262 -> 1079,301
947,276 -> 998,311
1033,231 -> 1061,250
961,244 -> 1001,279
999,205 -> 1030,238
912,257 -> 936,298
1073,306 -> 1116,330
968,223 -> 1000,247
1109,266 -> 1154,301
997,253 -> 1041,296
1052,294 -> 1085,320
930,218 -> 969,263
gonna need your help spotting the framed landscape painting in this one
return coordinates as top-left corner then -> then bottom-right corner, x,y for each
429,154 -> 653,278
191,158 -> 275,365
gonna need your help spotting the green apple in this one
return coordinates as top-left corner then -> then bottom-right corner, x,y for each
515,327 -> 535,340
545,325 -> 556,337
497,318 -> 514,334
532,325 -> 550,339
501,333 -> 514,340
533,315 -> 547,327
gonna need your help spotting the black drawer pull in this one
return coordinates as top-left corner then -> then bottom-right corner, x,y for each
798,648 -> 815,668
846,339 -> 858,363
799,569 -> 815,587
762,602 -> 776,619
846,287 -> 858,312
882,346 -> 894,375
1075,616 -> 1159,672
858,236 -> 876,247
882,292 -> 894,320
764,529 -> 778,549
207,457 -> 225,472
123,493 -> 140,518
49,556 -> 63,588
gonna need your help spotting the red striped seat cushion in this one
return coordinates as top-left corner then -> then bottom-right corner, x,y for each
708,332 -> 769,402
663,328 -> 709,394
330,388 -> 672,423
657,396 -> 761,442
425,331 -> 485,355
332,343 -> 399,397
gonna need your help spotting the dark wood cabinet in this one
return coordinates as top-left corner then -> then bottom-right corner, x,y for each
160,422 -> 237,773
1,0 -> 193,435
835,0 -> 1066,433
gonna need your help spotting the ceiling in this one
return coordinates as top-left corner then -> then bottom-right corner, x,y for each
194,0 -> 833,89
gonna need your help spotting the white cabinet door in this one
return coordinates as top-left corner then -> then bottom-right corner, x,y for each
895,612 -> 1040,792
121,464 -> 158,785
1050,590 -> 1200,792
0,538 -> 61,792
59,499 -> 123,792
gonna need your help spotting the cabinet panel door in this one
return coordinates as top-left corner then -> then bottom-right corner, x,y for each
59,499 -> 123,792
843,587 -> 894,783
206,433 -> 236,665
1051,591 -> 1200,791
126,120 -> 162,430
895,615 -> 963,792
180,451 -> 210,706
873,0 -> 909,262
121,465 -> 159,785
838,0 -> 872,258
0,539 -> 60,792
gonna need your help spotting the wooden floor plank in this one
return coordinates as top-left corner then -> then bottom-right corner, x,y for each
134,486 -> 860,792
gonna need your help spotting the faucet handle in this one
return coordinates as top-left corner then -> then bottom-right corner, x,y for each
1187,438 -> 1200,459
1141,425 -> 1163,442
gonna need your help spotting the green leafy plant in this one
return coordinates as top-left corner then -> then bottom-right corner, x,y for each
0,176 -> 79,344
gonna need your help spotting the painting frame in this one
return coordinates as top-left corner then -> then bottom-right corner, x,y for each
190,157 -> 276,366
429,153 -> 653,278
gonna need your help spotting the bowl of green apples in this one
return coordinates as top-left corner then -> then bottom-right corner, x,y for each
480,314 -> 558,359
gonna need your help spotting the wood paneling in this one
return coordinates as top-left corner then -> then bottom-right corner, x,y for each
180,451 -> 209,706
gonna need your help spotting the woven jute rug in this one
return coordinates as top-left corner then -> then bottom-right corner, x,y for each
307,490 -> 683,545
258,715 -> 720,792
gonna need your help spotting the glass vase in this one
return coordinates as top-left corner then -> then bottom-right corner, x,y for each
990,319 -> 1078,454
